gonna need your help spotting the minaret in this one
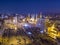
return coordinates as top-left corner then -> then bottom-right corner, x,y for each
36,14 -> 38,21
40,12 -> 42,19
28,13 -> 30,18
27,13 -> 30,21
15,14 -> 18,23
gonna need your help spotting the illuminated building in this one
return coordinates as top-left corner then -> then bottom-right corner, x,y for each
49,17 -> 60,38
47,23 -> 58,39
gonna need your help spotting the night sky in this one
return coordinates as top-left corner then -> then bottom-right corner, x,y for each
0,0 -> 60,14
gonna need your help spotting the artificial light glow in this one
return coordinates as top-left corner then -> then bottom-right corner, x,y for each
40,30 -> 44,33
49,33 -> 57,39
30,18 -> 34,21
23,23 -> 29,27
51,24 -> 55,29
27,32 -> 32,34
15,27 -> 17,30
23,19 -> 25,22
13,19 -> 16,23
48,23 -> 57,39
